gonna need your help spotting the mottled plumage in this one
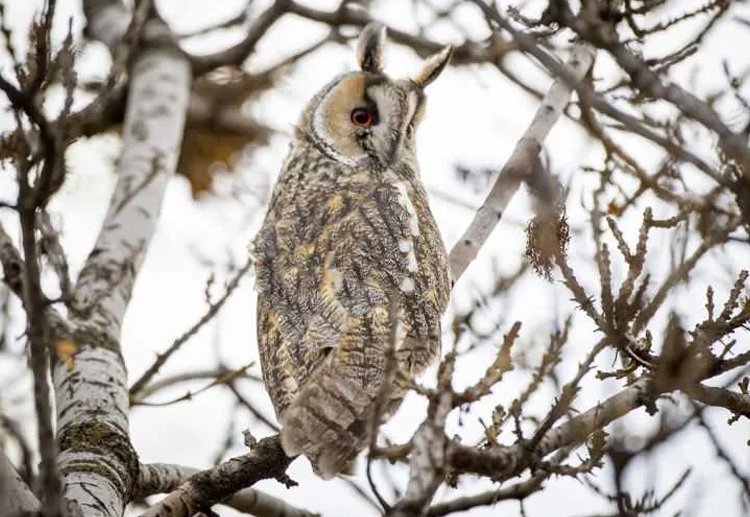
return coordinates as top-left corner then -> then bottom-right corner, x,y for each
254,23 -> 452,478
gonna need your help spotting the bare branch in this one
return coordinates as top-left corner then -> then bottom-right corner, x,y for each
283,1 -> 517,65
549,2 -> 750,171
688,384 -> 750,419
129,255 -> 255,399
138,435 -> 294,517
448,377 -> 653,480
427,475 -> 544,516
51,9 -> 191,517
190,0 -> 290,75
449,42 -> 595,280
0,222 -> 25,301
137,462 -> 314,517
389,356 -> 455,516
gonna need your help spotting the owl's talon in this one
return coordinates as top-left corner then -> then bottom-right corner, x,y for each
275,472 -> 298,488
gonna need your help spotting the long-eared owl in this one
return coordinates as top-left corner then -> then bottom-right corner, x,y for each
253,22 -> 452,478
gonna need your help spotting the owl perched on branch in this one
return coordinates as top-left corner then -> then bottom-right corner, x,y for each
253,22 -> 452,478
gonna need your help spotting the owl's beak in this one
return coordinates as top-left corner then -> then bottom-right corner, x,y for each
367,126 -> 400,166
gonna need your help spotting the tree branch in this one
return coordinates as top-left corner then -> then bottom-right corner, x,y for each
137,462 -> 314,517
687,383 -> 750,419
0,222 -> 25,302
129,254 -> 255,399
54,7 -> 192,516
448,41 -> 595,280
388,356 -> 455,516
70,14 -> 191,344
427,474 -> 544,516
138,435 -> 294,517
551,2 -> 750,171
448,377 -> 653,480
471,1 -> 722,184
190,0 -> 290,75
283,0 -> 516,65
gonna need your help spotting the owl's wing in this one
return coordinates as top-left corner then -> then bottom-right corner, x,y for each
255,177 -> 448,478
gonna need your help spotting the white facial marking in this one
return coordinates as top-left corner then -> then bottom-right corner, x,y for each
395,320 -> 408,349
311,80 -> 366,167
399,277 -> 415,293
398,239 -> 413,252
406,250 -> 418,273
394,181 -> 420,236
327,268 -> 343,291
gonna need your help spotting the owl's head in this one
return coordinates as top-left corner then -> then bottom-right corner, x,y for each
298,23 -> 452,168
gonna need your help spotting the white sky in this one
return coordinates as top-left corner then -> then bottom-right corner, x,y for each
2,1 -> 750,516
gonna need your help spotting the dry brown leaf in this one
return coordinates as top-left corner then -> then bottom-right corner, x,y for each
54,338 -> 77,371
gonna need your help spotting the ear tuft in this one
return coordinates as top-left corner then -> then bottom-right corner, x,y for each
356,22 -> 387,73
412,45 -> 453,88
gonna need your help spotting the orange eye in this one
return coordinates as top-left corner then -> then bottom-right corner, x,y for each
350,107 -> 376,128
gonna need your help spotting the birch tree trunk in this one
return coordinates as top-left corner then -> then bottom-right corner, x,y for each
52,4 -> 192,515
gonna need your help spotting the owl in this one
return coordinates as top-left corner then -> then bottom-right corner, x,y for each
253,22 -> 452,479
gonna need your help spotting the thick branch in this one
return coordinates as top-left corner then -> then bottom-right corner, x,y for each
687,384 -> 750,419
56,10 -> 192,517
448,377 -> 652,479
70,17 -> 191,343
138,436 -> 293,517
137,463 -> 314,517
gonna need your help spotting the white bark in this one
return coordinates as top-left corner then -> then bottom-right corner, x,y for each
71,24 -> 191,344
448,43 -> 596,280
0,452 -> 40,517
390,390 -> 452,516
55,9 -> 192,516
55,347 -> 131,516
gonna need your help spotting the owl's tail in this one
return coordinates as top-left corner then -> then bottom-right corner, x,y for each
279,357 -> 381,479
